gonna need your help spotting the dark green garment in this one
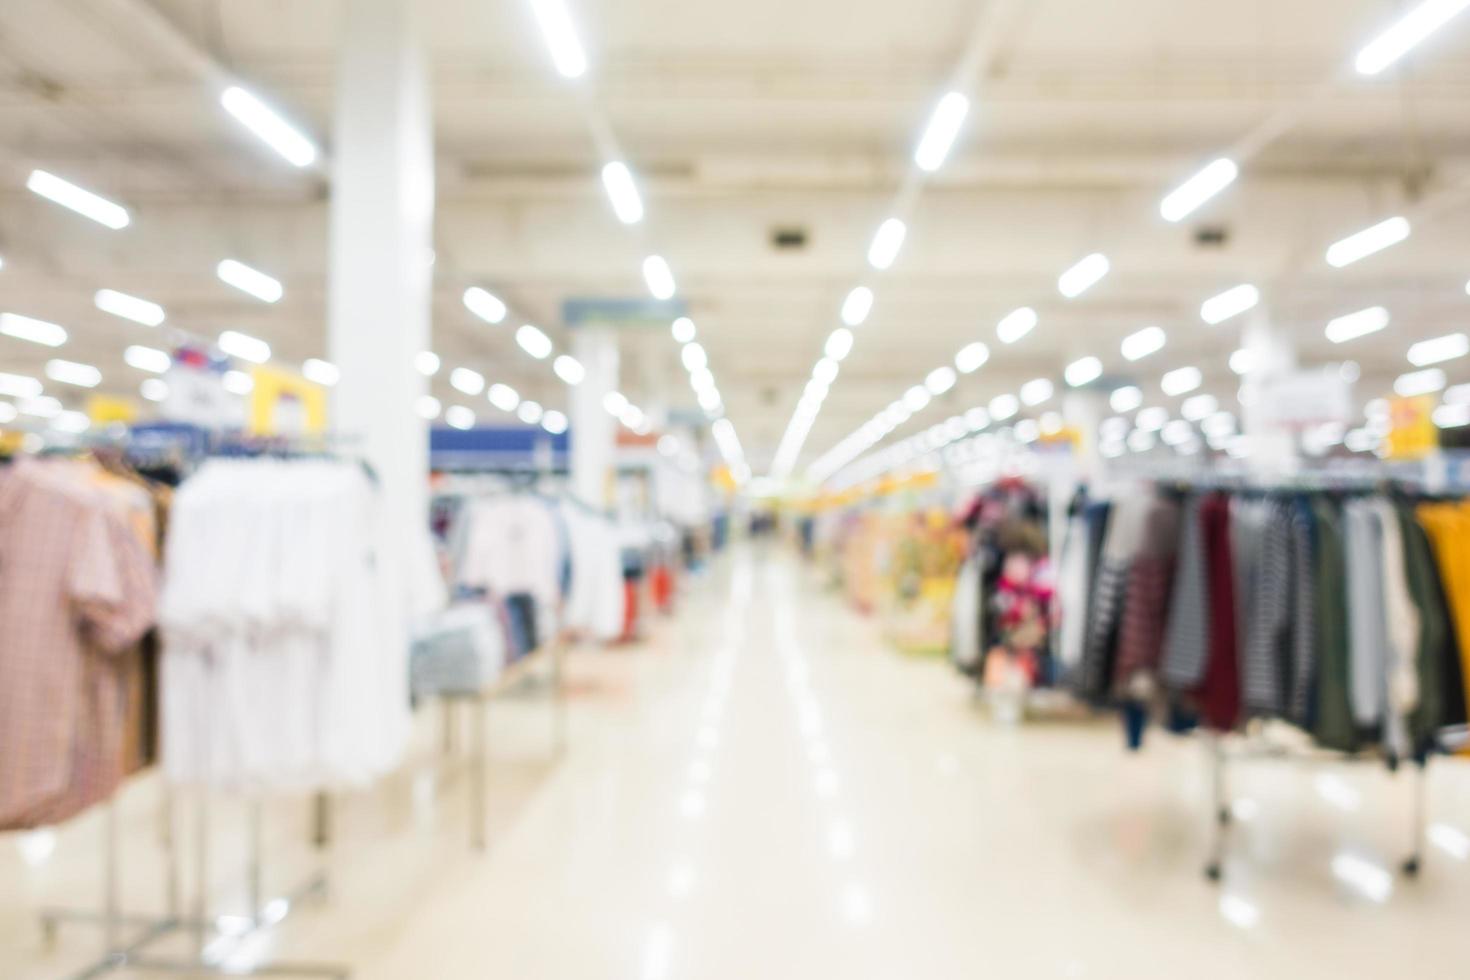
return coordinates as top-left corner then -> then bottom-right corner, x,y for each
1310,499 -> 1357,752
1396,503 -> 1450,750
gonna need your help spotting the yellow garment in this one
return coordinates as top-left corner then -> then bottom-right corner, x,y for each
1416,503 -> 1470,740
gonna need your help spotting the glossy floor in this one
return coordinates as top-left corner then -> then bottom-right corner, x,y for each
6,548 -> 1470,978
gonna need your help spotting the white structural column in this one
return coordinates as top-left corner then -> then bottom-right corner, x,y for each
1238,308 -> 1300,474
328,0 -> 435,534
571,328 -> 619,508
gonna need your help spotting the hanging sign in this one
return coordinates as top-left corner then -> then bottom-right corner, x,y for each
248,366 -> 327,437
1386,395 -> 1438,461
162,347 -> 236,429
564,297 -> 688,330
1253,368 -> 1354,430
87,394 -> 138,425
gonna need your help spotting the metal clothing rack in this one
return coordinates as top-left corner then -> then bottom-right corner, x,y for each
40,761 -> 351,979
1199,731 -> 1431,885
436,631 -> 569,850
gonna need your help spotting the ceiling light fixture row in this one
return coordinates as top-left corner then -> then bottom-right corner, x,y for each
525,0 -> 745,475
808,0 -> 1470,487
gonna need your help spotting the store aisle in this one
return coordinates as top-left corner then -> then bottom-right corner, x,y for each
7,547 -> 1470,979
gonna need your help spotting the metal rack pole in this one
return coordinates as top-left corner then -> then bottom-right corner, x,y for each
1204,734 -> 1229,883
1404,760 -> 1428,877
471,694 -> 489,852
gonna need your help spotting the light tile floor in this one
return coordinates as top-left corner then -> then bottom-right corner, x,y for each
5,546 -> 1470,978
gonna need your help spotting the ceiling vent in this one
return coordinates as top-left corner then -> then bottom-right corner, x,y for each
771,226 -> 808,251
1194,225 -> 1229,248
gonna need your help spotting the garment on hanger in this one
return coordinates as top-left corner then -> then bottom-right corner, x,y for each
0,458 -> 157,829
1061,480 -> 1469,762
160,458 -> 440,790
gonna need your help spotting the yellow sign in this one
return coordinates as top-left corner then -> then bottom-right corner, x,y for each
248,366 -> 327,437
87,395 -> 138,426
1386,395 -> 1437,460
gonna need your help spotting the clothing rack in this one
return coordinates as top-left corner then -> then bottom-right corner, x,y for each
435,629 -> 569,850
1066,466 -> 1470,887
1199,732 -> 1430,885
38,787 -> 348,980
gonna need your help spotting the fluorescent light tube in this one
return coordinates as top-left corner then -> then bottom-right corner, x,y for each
553,354 -> 586,384
529,0 -> 589,79
1110,385 -> 1143,413
141,378 -> 168,402
518,400 -> 544,424
124,345 -> 171,374
1121,326 -> 1166,361
542,409 -> 568,434
1408,333 -> 1470,366
1326,217 -> 1410,268
1325,306 -> 1390,343
690,367 -> 716,392
1160,158 -> 1239,223
600,161 -> 644,224
913,92 -> 970,172
1136,407 -> 1169,432
220,86 -> 317,167
955,341 -> 990,374
450,367 -> 485,395
218,330 -> 271,363
841,286 -> 874,327
26,169 -> 129,229
925,366 -> 957,395
53,410 -> 90,434
642,255 -> 676,300
1020,378 -> 1054,406
488,384 -> 520,412
1230,349 -> 1258,375
464,287 -> 507,323
1,312 -> 68,347
416,395 -> 442,420
996,306 -> 1038,343
446,405 -> 476,430
904,385 -> 931,412
20,395 -> 63,418
1200,284 -> 1260,325
516,324 -> 553,359
672,317 -> 696,343
988,393 -> 1019,421
0,372 -> 43,398
1434,403 -> 1470,428
1162,419 -> 1194,446
603,391 -> 628,415
1161,366 -> 1203,396
1356,0 -> 1470,75
1065,356 -> 1102,387
867,218 -> 907,270
1395,368 -> 1447,397
682,343 -> 708,372
825,328 -> 854,361
217,259 -> 283,303
1182,394 -> 1219,421
95,289 -> 165,326
1058,253 -> 1110,298
812,357 -> 840,386
302,358 -> 340,386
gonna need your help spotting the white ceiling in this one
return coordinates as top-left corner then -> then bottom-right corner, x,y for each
2,0 -> 1469,474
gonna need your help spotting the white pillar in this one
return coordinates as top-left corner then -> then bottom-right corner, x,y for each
1239,308 -> 1299,474
571,328 -> 618,508
327,0 -> 434,534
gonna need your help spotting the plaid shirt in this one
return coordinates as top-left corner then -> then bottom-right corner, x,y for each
0,461 -> 157,828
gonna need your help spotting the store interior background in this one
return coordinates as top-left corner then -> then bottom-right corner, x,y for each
5,0 -> 1470,977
